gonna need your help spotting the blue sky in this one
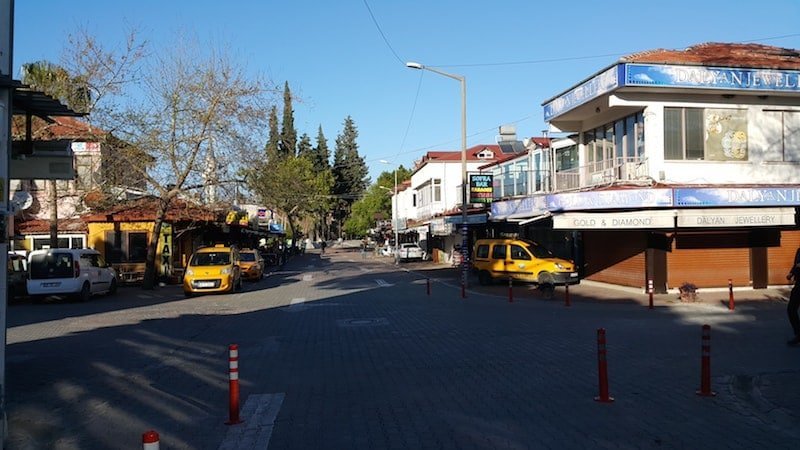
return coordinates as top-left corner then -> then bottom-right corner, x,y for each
12,1 -> 800,183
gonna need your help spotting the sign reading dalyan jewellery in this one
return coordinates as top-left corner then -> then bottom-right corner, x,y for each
676,208 -> 795,228
624,63 -> 800,93
553,210 -> 675,229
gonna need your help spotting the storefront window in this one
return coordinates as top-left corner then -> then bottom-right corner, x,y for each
763,110 -> 800,162
665,107 -> 748,161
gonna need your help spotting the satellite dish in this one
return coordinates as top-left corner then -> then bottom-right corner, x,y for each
11,191 -> 33,211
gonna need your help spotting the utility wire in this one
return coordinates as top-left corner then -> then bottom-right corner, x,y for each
362,0 -> 404,64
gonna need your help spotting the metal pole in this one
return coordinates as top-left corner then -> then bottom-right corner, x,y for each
394,167 -> 399,265
460,75 -> 468,292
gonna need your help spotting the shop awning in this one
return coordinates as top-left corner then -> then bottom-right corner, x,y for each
676,207 -> 795,228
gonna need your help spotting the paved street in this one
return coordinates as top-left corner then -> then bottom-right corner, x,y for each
5,245 -> 800,449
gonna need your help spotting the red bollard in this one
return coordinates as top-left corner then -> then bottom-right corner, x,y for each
461,282 -> 465,299
426,278 -> 431,296
696,324 -> 717,396
594,328 -> 614,403
226,344 -> 243,424
565,283 -> 571,307
508,277 -> 513,303
142,430 -> 159,450
728,279 -> 735,311
648,279 -> 654,310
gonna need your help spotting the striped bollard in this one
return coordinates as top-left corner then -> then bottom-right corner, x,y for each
696,324 -> 717,396
426,278 -> 431,296
142,430 -> 159,450
728,279 -> 735,311
508,277 -> 513,303
594,328 -> 614,402
565,283 -> 571,307
226,344 -> 242,424
648,279 -> 654,310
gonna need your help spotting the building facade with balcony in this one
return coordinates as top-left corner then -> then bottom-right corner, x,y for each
490,42 -> 800,292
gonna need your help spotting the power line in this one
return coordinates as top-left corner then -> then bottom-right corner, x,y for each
362,0 -> 404,64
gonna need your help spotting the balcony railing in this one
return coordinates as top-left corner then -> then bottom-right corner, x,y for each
554,157 -> 649,192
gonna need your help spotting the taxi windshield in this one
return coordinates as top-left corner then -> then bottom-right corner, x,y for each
522,241 -> 555,259
190,252 -> 231,266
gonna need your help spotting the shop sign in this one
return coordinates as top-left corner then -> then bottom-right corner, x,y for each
625,63 -> 800,93
469,174 -> 493,204
445,214 -> 488,225
431,218 -> 453,236
492,196 -> 547,217
675,187 -> 800,207
553,210 -> 675,229
544,65 -> 621,120
257,208 -> 271,226
547,188 -> 673,211
676,208 -> 795,228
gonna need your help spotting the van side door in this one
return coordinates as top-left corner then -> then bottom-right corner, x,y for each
507,243 -> 533,277
490,243 -> 508,276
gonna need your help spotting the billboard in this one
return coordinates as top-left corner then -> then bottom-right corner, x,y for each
469,174 -> 493,204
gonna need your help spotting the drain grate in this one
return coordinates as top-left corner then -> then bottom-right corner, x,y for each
336,318 -> 389,327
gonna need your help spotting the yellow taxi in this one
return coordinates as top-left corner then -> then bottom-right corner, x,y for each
238,248 -> 264,281
183,244 -> 242,297
472,238 -> 579,286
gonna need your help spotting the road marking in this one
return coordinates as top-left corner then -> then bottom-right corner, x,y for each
218,393 -> 285,450
287,298 -> 306,312
375,279 -> 393,287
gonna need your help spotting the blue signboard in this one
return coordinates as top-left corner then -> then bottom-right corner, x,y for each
624,63 -> 800,93
546,189 -> 673,211
543,65 -> 622,120
491,196 -> 548,217
675,187 -> 800,207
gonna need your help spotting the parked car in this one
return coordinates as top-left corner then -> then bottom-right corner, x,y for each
8,252 -> 28,301
472,238 -> 579,286
239,248 -> 264,281
183,244 -> 242,297
27,248 -> 118,302
398,243 -> 426,261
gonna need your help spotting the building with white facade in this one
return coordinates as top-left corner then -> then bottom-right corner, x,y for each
488,42 -> 800,292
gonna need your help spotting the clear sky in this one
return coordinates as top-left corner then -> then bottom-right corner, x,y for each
12,1 -> 800,183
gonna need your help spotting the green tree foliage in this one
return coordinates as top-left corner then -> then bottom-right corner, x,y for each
265,105 -> 280,162
280,81 -> 297,158
331,116 -> 368,236
310,125 -> 331,172
343,166 -> 411,237
296,133 -> 313,159
247,155 -> 333,244
21,61 -> 91,113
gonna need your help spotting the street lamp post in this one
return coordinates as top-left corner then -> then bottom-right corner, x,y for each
406,62 -> 469,290
379,160 -> 400,265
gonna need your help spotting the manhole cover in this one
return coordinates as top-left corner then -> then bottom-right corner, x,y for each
337,318 -> 388,327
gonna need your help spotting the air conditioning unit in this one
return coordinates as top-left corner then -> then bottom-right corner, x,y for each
619,162 -> 646,180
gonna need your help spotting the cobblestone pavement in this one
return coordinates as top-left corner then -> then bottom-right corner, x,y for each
5,245 -> 800,449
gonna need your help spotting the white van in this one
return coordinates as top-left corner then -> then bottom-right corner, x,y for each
27,249 -> 118,302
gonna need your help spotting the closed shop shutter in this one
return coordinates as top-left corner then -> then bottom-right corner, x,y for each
589,252 -> 646,287
583,230 -> 647,288
768,230 -> 800,286
668,235 -> 750,288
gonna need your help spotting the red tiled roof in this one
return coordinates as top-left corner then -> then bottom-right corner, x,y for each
12,115 -> 105,141
16,218 -> 87,234
622,42 -> 800,70
82,197 -> 220,222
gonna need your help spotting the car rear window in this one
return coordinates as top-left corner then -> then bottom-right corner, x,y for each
190,252 -> 231,266
29,252 -> 75,279
240,253 -> 256,262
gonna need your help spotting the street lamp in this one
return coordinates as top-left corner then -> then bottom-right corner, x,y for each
379,160 -> 400,265
406,61 -> 469,289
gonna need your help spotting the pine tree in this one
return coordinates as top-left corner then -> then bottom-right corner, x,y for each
331,116 -> 369,237
296,133 -> 313,159
280,81 -> 297,158
265,105 -> 280,162
310,125 -> 331,172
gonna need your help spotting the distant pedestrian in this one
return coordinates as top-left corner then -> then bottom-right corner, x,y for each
320,240 -> 327,255
786,246 -> 800,346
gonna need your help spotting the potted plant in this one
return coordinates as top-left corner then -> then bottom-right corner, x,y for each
678,282 -> 699,302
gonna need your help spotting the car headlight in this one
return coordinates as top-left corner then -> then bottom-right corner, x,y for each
555,263 -> 567,270
221,267 -> 232,275
185,268 -> 194,276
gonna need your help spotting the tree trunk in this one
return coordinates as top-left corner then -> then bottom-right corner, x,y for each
142,199 -> 169,290
49,180 -> 58,248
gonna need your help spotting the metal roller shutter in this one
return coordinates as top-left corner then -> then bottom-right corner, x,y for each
583,231 -> 647,288
668,232 -> 750,288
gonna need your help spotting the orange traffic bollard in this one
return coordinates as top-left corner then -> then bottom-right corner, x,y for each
696,324 -> 717,397
594,328 -> 614,403
728,279 -> 735,311
426,278 -> 431,296
226,344 -> 243,424
142,430 -> 159,450
648,279 -> 654,310
565,283 -> 571,307
508,277 -> 513,303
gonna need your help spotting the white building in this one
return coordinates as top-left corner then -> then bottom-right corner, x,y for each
488,42 -> 800,292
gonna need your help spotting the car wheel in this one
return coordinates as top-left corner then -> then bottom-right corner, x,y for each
235,276 -> 243,292
108,278 -> 118,295
478,271 -> 492,286
184,290 -> 193,298
74,282 -> 91,303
